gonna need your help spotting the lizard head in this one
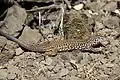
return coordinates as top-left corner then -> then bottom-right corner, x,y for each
97,36 -> 109,46
89,36 -> 109,47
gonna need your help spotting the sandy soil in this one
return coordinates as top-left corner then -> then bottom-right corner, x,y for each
0,0 -> 120,80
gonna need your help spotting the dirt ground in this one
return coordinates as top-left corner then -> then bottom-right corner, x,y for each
0,0 -> 120,80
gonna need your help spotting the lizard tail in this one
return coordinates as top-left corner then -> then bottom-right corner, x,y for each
0,29 -> 45,53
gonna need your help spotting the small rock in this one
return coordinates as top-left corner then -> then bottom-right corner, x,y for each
70,60 -> 76,64
19,27 -> 42,44
70,60 -> 78,69
7,65 -> 20,74
103,2 -> 117,12
65,62 -> 73,70
48,72 -> 60,79
100,59 -> 108,64
53,64 -> 62,73
84,10 -> 92,17
100,74 -> 109,78
95,21 -> 104,31
7,73 -> 16,80
47,65 -> 54,71
80,54 -> 89,66
73,4 -> 84,10
85,2 -> 105,12
69,69 -> 78,76
15,48 -> 24,55
75,54 -> 83,63
45,57 -> 53,65
24,52 -> 36,59
61,54 -> 69,60
0,37 -> 7,51
97,28 -> 112,36
102,16 -> 119,29
110,39 -> 119,46
70,76 -> 79,80
88,10 -> 98,15
103,28 -> 112,35
111,30 -> 119,37
0,69 -> 7,79
60,68 -> 69,77
114,9 -> 120,15
3,5 -> 27,36
105,63 -> 114,68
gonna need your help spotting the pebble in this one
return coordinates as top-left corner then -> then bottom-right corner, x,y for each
64,62 -> 73,70
95,21 -> 104,31
70,76 -> 79,80
7,65 -> 20,74
7,73 -> 16,80
89,10 -> 98,15
0,69 -> 7,79
73,4 -> 84,10
114,9 -> 120,15
103,2 -> 117,11
0,37 -> 7,51
53,64 -> 62,73
111,30 -> 119,37
19,27 -> 42,44
45,57 -> 53,65
60,68 -> 69,77
105,63 -> 114,68
15,48 -> 24,55
69,69 -> 78,76
102,16 -> 119,29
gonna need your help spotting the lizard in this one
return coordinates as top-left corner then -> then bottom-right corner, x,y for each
0,29 -> 109,56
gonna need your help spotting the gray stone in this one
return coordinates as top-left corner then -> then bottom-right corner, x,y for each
3,5 -> 27,36
80,54 -> 89,66
0,69 -> 7,79
7,65 -> 20,74
7,72 -> 16,80
111,30 -> 119,37
19,27 -> 42,44
15,48 -> 24,55
95,21 -> 104,31
73,4 -> 84,10
65,62 -> 73,70
105,63 -> 114,68
45,57 -> 53,65
102,16 -> 120,29
60,68 -> 69,77
53,64 -> 62,73
47,65 -> 54,71
0,36 -> 7,51
103,2 -> 117,12
70,76 -> 79,80
86,2 -> 106,12
69,69 -> 78,76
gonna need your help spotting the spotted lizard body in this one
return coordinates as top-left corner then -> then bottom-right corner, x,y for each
0,30 -> 109,55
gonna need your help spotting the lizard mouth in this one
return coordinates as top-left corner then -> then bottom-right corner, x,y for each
91,43 -> 103,48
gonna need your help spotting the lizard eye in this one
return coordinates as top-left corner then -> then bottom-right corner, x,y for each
94,38 -> 98,42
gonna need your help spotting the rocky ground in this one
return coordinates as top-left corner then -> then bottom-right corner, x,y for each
0,0 -> 120,80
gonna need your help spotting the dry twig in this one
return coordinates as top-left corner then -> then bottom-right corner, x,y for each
26,5 -> 61,13
59,4 -> 65,37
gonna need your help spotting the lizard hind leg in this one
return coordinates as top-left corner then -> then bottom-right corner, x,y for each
90,47 -> 103,52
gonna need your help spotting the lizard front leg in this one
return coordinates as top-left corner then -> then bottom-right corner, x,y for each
44,48 -> 58,56
79,45 -> 103,53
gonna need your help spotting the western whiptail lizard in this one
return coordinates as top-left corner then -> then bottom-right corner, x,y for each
0,29 -> 109,55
